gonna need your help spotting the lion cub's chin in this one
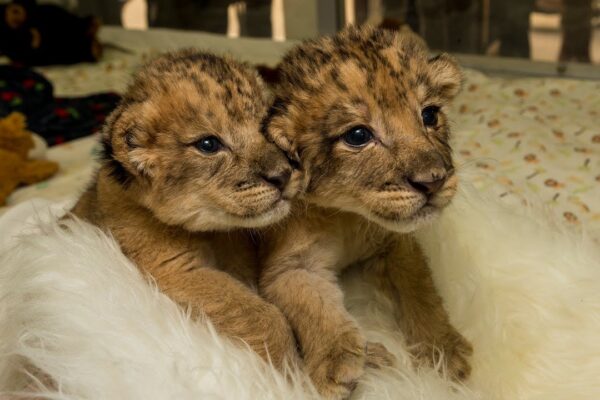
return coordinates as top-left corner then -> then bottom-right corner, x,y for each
179,199 -> 292,232
367,204 -> 442,233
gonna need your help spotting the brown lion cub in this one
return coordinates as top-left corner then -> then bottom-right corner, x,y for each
260,27 -> 472,398
71,49 -> 302,368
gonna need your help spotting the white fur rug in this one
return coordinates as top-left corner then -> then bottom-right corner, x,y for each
1,180 -> 599,400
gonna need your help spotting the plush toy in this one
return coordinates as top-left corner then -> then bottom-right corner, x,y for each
0,112 -> 58,205
0,0 -> 102,66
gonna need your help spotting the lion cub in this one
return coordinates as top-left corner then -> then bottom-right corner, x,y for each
71,50 -> 302,368
260,27 -> 472,398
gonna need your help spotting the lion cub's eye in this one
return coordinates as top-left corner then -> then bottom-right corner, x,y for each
342,126 -> 373,147
195,136 -> 222,154
421,106 -> 440,127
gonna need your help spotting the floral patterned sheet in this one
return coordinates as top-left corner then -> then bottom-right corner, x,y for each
450,72 -> 600,239
2,27 -> 599,240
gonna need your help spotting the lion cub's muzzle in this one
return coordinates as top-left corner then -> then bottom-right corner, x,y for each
408,166 -> 457,211
259,168 -> 291,193
268,166 -> 303,201
406,167 -> 449,197
253,147 -> 304,201
400,152 -> 456,206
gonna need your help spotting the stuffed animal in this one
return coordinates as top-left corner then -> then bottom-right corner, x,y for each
0,112 -> 58,205
0,0 -> 102,66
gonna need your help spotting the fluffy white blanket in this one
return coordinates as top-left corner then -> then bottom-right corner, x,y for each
0,181 -> 599,400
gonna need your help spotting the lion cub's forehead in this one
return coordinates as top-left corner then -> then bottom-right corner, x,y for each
125,50 -> 269,132
278,27 -> 438,105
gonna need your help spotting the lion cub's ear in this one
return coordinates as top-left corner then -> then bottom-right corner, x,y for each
393,29 -> 461,100
427,53 -> 463,100
262,104 -> 309,193
101,103 -> 159,184
125,140 -> 160,181
263,101 -> 300,167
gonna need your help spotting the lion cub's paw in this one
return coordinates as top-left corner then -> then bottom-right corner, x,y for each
252,304 -> 300,369
307,328 -> 367,400
440,329 -> 473,381
412,327 -> 473,382
365,341 -> 396,369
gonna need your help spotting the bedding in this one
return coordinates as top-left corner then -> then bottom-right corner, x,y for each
0,65 -> 119,145
2,27 -> 598,239
1,181 -> 600,400
452,72 -> 600,239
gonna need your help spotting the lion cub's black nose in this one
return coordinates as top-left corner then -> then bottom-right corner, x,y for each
407,173 -> 447,195
261,169 -> 291,191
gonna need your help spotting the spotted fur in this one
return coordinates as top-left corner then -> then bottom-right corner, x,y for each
260,27 -> 472,399
71,49 -> 302,369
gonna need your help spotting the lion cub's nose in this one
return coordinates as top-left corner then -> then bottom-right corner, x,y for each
407,172 -> 447,195
261,169 -> 291,191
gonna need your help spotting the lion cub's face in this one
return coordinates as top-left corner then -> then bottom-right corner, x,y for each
102,50 -> 300,231
267,27 -> 462,232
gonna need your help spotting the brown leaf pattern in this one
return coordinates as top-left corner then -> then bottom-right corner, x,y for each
452,70 -> 600,238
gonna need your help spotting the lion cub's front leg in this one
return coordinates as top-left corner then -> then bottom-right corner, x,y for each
154,266 -> 299,369
370,235 -> 472,381
260,265 -> 393,399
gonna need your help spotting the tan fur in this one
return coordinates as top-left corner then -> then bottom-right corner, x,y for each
71,50 -> 302,368
260,27 -> 472,398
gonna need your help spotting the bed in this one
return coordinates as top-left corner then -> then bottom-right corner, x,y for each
1,27 -> 599,400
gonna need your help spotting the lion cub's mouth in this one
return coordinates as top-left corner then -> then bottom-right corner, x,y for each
367,203 -> 440,233
373,202 -> 438,222
224,197 -> 291,228
367,177 -> 457,232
